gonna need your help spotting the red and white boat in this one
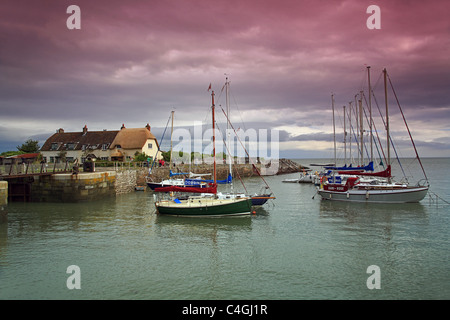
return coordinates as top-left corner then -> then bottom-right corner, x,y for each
318,68 -> 429,203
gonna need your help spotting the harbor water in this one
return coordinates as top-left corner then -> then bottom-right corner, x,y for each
1,158 -> 449,300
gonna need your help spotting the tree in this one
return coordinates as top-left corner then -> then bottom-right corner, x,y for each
133,152 -> 148,162
17,139 -> 40,153
58,150 -> 67,163
161,151 -> 171,162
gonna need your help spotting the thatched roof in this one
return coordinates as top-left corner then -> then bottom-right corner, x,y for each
110,128 -> 158,150
40,125 -> 158,152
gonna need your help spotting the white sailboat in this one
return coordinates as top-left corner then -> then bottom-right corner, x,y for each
317,68 -> 429,203
146,111 -> 212,190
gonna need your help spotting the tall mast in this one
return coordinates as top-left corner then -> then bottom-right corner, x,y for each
332,94 -> 336,166
343,105 -> 347,165
170,110 -> 174,169
367,66 -> 373,163
225,76 -> 232,188
354,94 -> 359,165
211,90 -> 217,185
383,68 -> 391,182
359,91 -> 364,166
348,101 -> 352,164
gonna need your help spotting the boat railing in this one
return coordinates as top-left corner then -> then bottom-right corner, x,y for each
416,178 -> 429,187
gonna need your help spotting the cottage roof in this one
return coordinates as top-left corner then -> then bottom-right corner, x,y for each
8,153 -> 40,159
110,128 -> 158,150
40,125 -> 159,152
40,130 -> 119,151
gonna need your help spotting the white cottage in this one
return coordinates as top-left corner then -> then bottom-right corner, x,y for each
40,124 -> 162,163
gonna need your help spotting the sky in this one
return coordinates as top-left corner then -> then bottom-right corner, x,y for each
1,0 -> 449,160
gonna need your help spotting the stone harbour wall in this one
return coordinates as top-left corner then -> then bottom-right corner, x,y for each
115,169 -> 141,194
0,181 -> 7,221
145,159 -> 303,184
4,159 -> 303,203
0,181 -> 7,206
31,171 -> 116,202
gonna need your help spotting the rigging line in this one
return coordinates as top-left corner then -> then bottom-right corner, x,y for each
230,90 -> 247,131
347,116 -> 361,163
203,103 -> 211,125
214,118 -> 248,194
372,87 -> 408,179
359,101 -> 371,163
220,106 -> 275,196
359,67 -> 368,93
386,71 -> 429,183
362,92 -> 385,168
371,70 -> 383,93
428,190 -> 450,205
149,112 -> 172,175
214,85 -> 226,106
361,92 -> 384,166
369,91 -> 387,166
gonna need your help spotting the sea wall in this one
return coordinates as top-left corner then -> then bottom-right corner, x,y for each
31,171 -> 116,202
0,181 -> 7,221
115,169 -> 146,194
144,158 -> 303,185
0,181 -> 7,206
3,158 -> 304,202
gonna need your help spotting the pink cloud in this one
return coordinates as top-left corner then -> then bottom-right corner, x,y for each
0,0 -> 449,156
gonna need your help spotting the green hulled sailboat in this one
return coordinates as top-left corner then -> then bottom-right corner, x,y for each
154,90 -> 252,217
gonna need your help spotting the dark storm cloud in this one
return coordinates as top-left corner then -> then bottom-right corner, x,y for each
0,0 -> 449,157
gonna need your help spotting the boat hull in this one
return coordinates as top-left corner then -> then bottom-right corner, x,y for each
251,195 -> 275,206
282,179 -> 299,183
318,186 -> 428,203
147,182 -> 163,190
146,181 -> 205,190
155,197 -> 252,217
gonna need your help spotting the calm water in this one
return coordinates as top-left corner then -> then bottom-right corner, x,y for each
1,158 -> 449,300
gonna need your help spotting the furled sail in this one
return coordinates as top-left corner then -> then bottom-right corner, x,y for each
325,161 -> 374,172
154,184 -> 217,194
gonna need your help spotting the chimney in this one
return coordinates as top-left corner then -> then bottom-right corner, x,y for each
82,125 -> 88,135
145,123 -> 151,131
57,128 -> 64,133
121,123 -> 126,130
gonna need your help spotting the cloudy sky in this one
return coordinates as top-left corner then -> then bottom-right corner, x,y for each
1,0 -> 449,160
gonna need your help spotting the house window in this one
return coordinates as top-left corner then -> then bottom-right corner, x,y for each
115,144 -> 121,149
50,156 -> 55,163
66,143 -> 75,150
51,143 -> 59,151
148,143 -> 153,149
102,143 -> 109,151
101,157 -> 109,161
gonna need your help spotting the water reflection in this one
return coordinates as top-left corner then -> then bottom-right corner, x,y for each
318,200 -> 427,221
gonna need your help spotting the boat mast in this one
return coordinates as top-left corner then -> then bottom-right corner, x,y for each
332,94 -> 336,166
348,101 -> 352,164
225,75 -> 233,189
331,94 -> 337,166
354,94 -> 359,166
367,66 -> 373,164
170,110 -> 174,169
212,90 -> 217,185
343,105 -> 347,165
359,91 -> 364,166
383,68 -> 391,183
